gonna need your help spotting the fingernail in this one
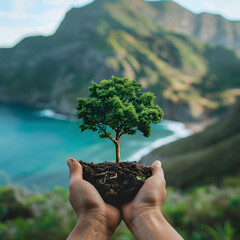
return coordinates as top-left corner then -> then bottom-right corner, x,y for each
156,160 -> 161,166
67,158 -> 74,168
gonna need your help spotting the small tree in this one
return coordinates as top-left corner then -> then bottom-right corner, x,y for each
76,76 -> 163,163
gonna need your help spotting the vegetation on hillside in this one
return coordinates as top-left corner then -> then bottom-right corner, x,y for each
0,0 -> 239,120
1,179 -> 240,240
140,99 -> 240,188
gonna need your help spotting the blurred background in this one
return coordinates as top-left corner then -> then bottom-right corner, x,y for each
0,0 -> 240,239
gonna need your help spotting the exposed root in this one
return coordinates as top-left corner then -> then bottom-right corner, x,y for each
109,173 -> 118,179
96,172 -> 118,184
97,175 -> 107,184
95,171 -> 110,176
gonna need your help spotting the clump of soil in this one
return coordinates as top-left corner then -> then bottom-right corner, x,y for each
79,160 -> 152,208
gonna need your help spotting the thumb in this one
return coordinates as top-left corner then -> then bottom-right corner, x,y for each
151,160 -> 163,177
67,158 -> 83,181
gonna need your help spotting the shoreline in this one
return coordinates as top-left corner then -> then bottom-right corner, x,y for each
2,102 -> 216,134
37,108 -> 199,161
139,118 -> 218,165
184,118 -> 218,134
37,108 -> 77,121
37,107 -> 217,132
35,107 -> 218,163
36,107 -> 194,163
126,120 -> 192,162
0,104 -> 215,190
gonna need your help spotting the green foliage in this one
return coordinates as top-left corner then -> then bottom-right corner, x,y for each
162,184 -> 240,240
0,185 -> 32,222
0,185 -> 75,240
76,76 -> 163,139
0,181 -> 240,240
205,222 -> 236,240
110,222 -> 135,240
136,176 -> 146,181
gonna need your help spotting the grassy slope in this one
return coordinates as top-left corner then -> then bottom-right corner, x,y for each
140,100 -> 240,188
1,181 -> 240,240
0,0 -> 240,119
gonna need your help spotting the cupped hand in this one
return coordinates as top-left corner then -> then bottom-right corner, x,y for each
67,158 -> 121,240
122,160 -> 166,227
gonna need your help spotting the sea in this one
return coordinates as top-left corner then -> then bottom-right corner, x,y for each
0,103 -> 191,190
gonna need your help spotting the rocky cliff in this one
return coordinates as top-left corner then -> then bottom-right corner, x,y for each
146,1 -> 240,50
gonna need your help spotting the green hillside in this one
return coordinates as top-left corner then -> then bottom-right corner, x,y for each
140,100 -> 240,188
0,0 -> 240,120
1,181 -> 240,240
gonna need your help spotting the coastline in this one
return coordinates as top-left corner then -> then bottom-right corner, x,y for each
0,104 -> 213,189
36,107 -> 218,163
37,108 -> 77,121
139,118 -> 218,165
126,120 -> 192,162
184,118 -> 217,133
36,107 -> 193,163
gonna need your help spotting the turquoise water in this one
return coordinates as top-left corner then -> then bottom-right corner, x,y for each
0,103 -> 190,190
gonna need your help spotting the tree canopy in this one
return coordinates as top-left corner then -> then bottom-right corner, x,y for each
76,76 -> 163,162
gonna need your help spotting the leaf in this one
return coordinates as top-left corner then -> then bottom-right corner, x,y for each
136,176 -> 146,181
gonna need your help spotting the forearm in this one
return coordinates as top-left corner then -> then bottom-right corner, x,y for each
126,210 -> 183,240
67,218 -> 110,240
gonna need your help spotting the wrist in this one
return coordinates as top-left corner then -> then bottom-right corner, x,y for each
124,208 -> 165,238
69,215 -> 111,240
124,206 -> 162,230
125,210 -> 183,240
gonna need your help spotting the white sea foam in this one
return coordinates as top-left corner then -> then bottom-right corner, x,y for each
37,109 -> 77,121
163,120 -> 191,138
36,108 -> 192,163
125,120 -> 192,162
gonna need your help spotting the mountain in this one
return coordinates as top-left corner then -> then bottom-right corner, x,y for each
146,1 -> 240,51
140,99 -> 240,188
0,0 -> 240,121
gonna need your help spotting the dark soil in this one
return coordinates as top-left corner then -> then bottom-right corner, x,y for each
79,160 -> 152,208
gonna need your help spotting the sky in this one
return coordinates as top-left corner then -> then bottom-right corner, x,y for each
0,0 -> 240,48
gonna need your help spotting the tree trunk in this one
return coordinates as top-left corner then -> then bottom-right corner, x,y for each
115,141 -> 121,163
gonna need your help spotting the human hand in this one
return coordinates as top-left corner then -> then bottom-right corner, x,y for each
122,160 -> 166,227
122,160 -> 183,240
67,158 -> 121,240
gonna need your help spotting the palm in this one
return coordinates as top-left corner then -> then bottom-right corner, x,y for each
69,177 -> 121,232
122,162 -> 166,223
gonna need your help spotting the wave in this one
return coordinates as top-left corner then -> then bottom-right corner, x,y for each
125,120 -> 192,162
36,109 -> 77,121
36,108 -> 192,163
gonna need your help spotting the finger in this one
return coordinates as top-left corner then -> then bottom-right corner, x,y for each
67,158 -> 83,182
151,160 -> 164,177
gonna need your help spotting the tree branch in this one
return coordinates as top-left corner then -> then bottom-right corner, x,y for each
116,127 -> 121,141
119,132 -> 125,137
97,123 -> 116,143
